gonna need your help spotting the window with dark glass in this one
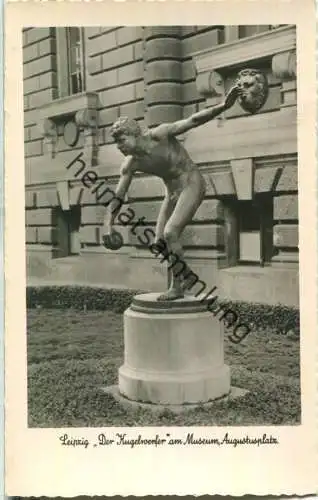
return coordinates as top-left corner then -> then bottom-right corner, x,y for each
224,195 -> 273,267
53,206 -> 81,258
56,27 -> 86,98
66,27 -> 85,95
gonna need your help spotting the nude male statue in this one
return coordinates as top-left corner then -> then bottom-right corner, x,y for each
102,85 -> 240,301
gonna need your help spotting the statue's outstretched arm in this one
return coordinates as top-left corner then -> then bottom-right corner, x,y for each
103,157 -> 134,230
152,85 -> 239,138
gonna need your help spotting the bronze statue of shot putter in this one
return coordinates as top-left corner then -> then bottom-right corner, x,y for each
103,70 -> 268,301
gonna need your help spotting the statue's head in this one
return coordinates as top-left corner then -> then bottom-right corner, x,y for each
235,69 -> 269,114
110,116 -> 142,156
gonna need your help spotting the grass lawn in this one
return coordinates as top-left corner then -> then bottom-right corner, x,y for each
27,308 -> 300,427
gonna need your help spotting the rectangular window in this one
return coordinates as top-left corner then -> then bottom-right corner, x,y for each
56,27 -> 86,98
224,196 -> 273,267
53,205 -> 81,258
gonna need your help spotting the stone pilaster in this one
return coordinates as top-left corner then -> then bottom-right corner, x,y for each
144,27 -> 183,127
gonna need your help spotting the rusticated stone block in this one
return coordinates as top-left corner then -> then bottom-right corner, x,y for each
118,62 -> 143,85
99,107 -> 119,127
88,31 -> 117,56
99,83 -> 136,107
40,71 -> 57,89
24,127 -> 30,142
24,109 -> 39,127
146,60 -> 181,84
81,205 -> 104,224
183,81 -> 199,103
25,140 -> 42,158
37,226 -> 56,244
182,29 -> 222,55
134,41 -> 144,61
144,27 -> 181,39
26,208 -> 53,226
135,81 -> 144,100
86,70 -> 117,92
87,55 -> 102,75
99,27 -> 118,35
183,103 -> 197,119
254,166 -> 281,193
182,224 -> 224,247
25,28 -> 54,45
117,27 -> 143,46
181,26 -> 197,37
146,82 -> 182,105
182,59 -> 196,82
131,199 -> 223,224
23,43 -> 38,63
36,189 -> 59,208
28,123 -> 42,142
26,226 -> 37,243
146,104 -> 182,127
24,76 -> 40,95
79,225 -> 100,245
86,27 -> 101,39
81,186 -> 98,205
25,191 -> 36,208
120,101 -> 144,120
211,171 -> 235,196
273,224 -> 298,248
145,38 -> 181,62
38,37 -> 56,57
274,195 -> 298,220
275,164 -> 298,192
28,88 -> 56,109
23,55 -> 55,79
102,45 -> 134,71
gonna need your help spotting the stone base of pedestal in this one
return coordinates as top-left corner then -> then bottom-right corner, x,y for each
102,385 -> 248,413
118,293 -> 231,405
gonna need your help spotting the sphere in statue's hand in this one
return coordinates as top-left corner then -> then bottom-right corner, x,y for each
102,230 -> 124,251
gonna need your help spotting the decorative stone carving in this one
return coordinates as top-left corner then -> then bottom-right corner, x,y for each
37,92 -> 99,164
196,70 -> 224,98
75,108 -> 99,166
231,158 -> 253,200
39,118 -> 57,157
63,120 -> 80,148
192,25 -> 296,106
272,50 -> 296,80
235,69 -> 269,114
75,108 -> 98,129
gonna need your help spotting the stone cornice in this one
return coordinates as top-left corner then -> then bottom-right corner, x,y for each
192,25 -> 296,74
37,92 -> 99,122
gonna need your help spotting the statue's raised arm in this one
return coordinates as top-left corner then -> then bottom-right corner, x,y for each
151,85 -> 240,139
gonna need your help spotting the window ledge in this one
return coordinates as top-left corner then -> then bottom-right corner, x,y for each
38,92 -> 99,122
220,263 -> 298,276
37,92 -> 99,163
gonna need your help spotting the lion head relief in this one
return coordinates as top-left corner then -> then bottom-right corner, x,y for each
235,69 -> 269,114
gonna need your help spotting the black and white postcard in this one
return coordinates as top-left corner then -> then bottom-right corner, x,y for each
5,0 -> 317,496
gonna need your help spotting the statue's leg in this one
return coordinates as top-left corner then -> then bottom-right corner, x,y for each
155,192 -> 177,289
157,170 -> 206,301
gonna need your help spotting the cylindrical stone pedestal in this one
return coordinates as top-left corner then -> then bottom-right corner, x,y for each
118,293 -> 230,405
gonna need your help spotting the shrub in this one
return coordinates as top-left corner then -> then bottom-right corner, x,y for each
26,286 -> 299,334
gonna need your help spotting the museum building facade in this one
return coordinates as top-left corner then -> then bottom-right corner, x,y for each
24,25 -> 298,306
